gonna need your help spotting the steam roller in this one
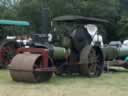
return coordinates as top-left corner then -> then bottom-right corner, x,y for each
8,15 -> 108,83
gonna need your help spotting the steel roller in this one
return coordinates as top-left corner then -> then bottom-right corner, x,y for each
9,53 -> 52,82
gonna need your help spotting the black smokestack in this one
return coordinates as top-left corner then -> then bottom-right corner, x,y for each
40,0 -> 49,34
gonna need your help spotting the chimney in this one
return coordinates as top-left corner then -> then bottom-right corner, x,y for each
40,7 -> 49,34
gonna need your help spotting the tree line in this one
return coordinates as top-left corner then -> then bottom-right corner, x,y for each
0,0 -> 128,42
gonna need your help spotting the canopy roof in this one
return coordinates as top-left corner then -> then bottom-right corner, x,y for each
0,20 -> 30,26
53,15 -> 108,24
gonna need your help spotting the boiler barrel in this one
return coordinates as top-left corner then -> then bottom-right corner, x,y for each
103,46 -> 128,60
118,47 -> 128,58
102,47 -> 118,60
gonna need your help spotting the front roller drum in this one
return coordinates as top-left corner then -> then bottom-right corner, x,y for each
9,53 -> 53,82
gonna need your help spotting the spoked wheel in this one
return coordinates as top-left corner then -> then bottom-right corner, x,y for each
87,48 -> 97,76
80,46 -> 104,77
0,40 -> 18,68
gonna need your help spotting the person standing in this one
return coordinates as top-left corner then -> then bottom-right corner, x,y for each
85,24 -> 104,48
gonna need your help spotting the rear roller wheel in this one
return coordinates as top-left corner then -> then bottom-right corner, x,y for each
80,46 -> 104,77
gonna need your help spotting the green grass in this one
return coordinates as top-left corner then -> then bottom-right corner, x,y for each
0,69 -> 128,96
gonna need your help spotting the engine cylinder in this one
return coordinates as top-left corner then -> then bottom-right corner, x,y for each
53,47 -> 67,60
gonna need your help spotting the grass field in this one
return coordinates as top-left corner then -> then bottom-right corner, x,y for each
0,69 -> 128,96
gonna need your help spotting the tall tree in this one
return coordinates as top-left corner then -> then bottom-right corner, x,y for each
0,0 -> 20,19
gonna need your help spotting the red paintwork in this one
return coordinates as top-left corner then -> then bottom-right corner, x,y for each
35,67 -> 56,72
16,48 -> 54,72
